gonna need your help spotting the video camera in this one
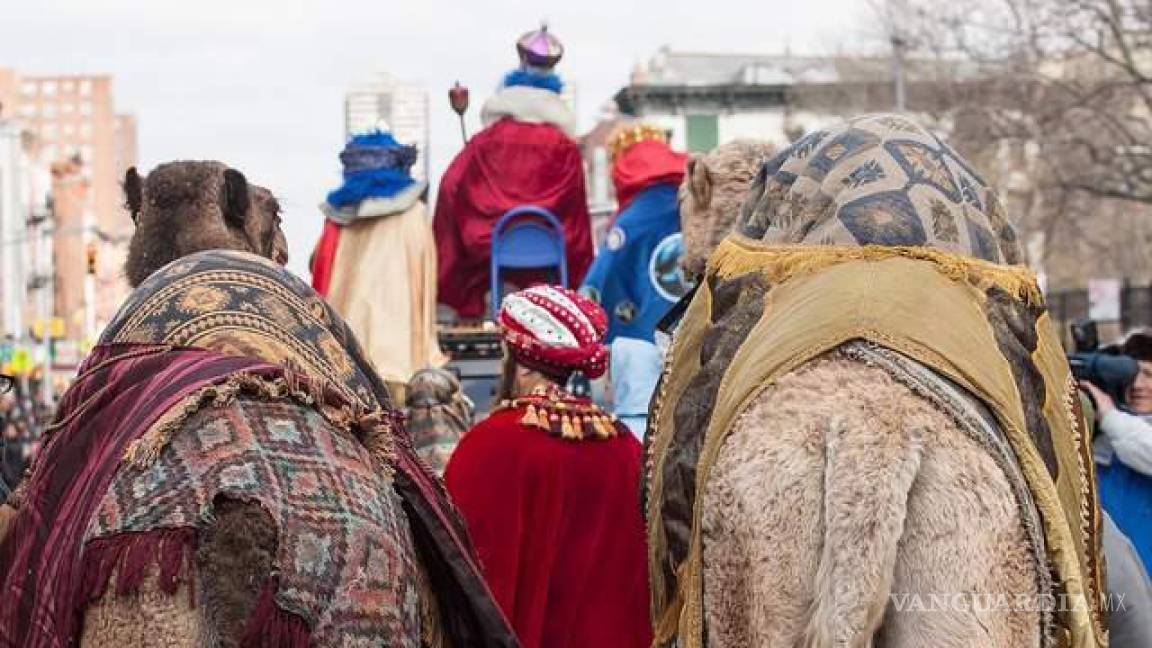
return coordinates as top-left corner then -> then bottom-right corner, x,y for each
1067,318 -> 1138,405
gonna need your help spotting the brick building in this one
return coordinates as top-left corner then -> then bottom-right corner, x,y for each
0,68 -> 137,341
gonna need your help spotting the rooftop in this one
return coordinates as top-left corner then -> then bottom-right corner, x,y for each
630,47 -> 965,88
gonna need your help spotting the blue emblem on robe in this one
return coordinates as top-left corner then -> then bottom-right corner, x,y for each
580,183 -> 693,343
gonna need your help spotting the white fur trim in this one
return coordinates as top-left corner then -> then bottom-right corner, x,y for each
481,86 -> 578,137
319,180 -> 427,224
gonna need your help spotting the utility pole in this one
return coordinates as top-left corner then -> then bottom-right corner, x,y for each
888,0 -> 911,113
892,33 -> 907,112
29,198 -> 54,409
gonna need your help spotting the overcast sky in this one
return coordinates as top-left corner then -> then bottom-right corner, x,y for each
1,0 -> 881,275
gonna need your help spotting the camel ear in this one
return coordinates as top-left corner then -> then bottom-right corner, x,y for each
687,155 -> 713,210
221,168 -> 250,229
123,167 -> 142,224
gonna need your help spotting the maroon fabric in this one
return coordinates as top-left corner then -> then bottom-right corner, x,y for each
310,219 -> 342,297
240,576 -> 310,648
0,344 -> 285,648
434,118 -> 593,319
79,528 -> 198,606
611,139 -> 687,213
444,405 -> 653,648
0,341 -> 519,648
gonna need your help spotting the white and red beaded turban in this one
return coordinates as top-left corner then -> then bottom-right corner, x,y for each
498,285 -> 609,380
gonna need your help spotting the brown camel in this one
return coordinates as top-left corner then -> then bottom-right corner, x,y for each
122,161 -> 289,287
0,162 -> 515,647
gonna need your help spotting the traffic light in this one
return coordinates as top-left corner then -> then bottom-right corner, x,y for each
86,242 -> 97,275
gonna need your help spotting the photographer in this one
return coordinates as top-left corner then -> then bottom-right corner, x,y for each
1083,330 -> 1152,573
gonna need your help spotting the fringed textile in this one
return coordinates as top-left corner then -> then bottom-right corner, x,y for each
81,250 -> 516,646
79,528 -> 198,606
709,236 -> 1043,306
0,344 -> 279,648
646,253 -> 1105,648
494,385 -> 619,441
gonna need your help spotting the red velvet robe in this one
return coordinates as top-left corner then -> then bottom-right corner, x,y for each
310,220 -> 341,297
433,118 -> 593,319
444,401 -> 653,648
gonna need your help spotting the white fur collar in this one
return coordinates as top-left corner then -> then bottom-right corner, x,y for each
320,180 -> 427,224
481,86 -> 578,137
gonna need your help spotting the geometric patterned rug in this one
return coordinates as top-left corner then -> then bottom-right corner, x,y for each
87,396 -> 422,646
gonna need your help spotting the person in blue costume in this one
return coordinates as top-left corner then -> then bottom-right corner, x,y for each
581,124 -> 690,438
581,124 -> 691,343
1084,330 -> 1152,573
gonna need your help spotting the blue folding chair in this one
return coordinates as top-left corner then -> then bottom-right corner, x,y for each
490,206 -> 569,318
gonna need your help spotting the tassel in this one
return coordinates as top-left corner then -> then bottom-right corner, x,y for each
561,414 -> 578,439
597,416 -> 613,438
521,404 -> 540,428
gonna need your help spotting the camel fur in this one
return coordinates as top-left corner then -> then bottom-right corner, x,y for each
701,354 -> 1041,648
123,161 -> 288,287
679,140 -> 775,279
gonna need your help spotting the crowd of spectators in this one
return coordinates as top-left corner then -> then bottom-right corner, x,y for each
0,377 -> 49,498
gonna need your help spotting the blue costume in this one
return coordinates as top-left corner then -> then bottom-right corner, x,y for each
580,183 -> 692,343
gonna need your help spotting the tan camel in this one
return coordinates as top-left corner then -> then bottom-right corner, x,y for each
679,139 -> 776,278
652,116 -> 1106,648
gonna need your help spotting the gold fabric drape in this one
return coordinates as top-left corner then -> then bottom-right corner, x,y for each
647,237 -> 1106,648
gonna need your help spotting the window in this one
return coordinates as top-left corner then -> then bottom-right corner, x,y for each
685,114 -> 719,153
78,102 -> 92,116
18,104 -> 37,117
63,123 -> 75,137
41,123 -> 57,139
78,80 -> 91,96
78,123 -> 91,139
61,103 -> 74,115
61,80 -> 74,93
20,82 -> 37,96
42,104 -> 57,118
80,145 -> 93,162
41,81 -> 57,97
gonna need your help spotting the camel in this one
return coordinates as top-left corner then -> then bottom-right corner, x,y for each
679,139 -> 776,279
649,116 -> 1106,648
0,161 -> 514,647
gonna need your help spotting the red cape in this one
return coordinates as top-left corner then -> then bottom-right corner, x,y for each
611,139 -> 687,213
444,405 -> 653,648
434,118 -> 593,319
310,219 -> 341,297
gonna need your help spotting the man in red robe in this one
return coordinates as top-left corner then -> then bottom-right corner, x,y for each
444,285 -> 653,648
434,26 -> 593,321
